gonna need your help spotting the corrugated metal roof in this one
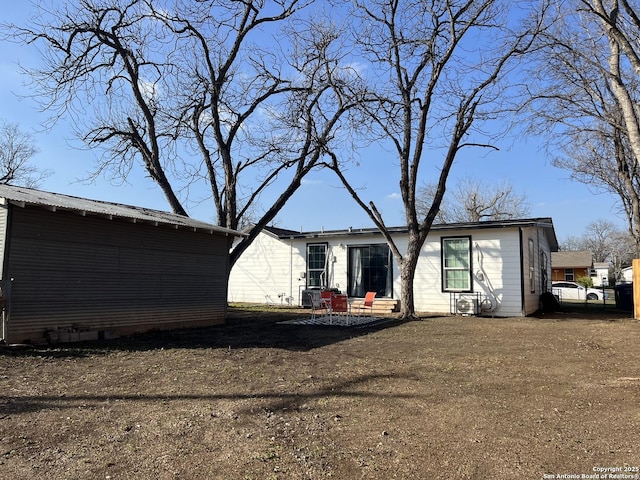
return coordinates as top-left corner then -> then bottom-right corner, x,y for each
551,250 -> 593,268
0,185 -> 241,236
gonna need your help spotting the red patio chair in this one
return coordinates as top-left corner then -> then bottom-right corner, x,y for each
356,291 -> 376,317
330,294 -> 350,325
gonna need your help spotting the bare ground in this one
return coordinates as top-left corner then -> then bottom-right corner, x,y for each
1,304 -> 639,480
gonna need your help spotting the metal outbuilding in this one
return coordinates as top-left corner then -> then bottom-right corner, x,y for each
0,185 -> 240,344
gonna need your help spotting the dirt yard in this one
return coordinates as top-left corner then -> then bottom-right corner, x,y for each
1,304 -> 639,480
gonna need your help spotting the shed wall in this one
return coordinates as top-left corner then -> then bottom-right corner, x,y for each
4,205 -> 232,343
0,202 -> 8,281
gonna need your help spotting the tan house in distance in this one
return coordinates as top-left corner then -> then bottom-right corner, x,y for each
551,250 -> 593,282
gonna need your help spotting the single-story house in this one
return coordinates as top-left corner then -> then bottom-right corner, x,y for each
619,266 -> 633,283
228,217 -> 559,317
551,250 -> 593,282
0,185 -> 240,344
591,262 -> 610,287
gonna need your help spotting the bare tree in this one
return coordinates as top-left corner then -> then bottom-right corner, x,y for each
578,219 -> 634,266
7,0 -> 357,265
325,0 -> 548,318
417,176 -> 530,223
559,235 -> 587,252
559,218 -> 635,280
608,229 -> 637,276
582,219 -> 618,263
526,0 -> 640,256
0,121 -> 51,188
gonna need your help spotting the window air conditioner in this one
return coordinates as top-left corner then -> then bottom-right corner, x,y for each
456,298 -> 478,315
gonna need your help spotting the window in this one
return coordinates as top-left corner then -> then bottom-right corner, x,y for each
307,244 -> 327,288
442,237 -> 471,291
564,268 -> 574,281
540,251 -> 549,293
529,238 -> 535,293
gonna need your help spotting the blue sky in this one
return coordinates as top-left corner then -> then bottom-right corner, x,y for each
0,2 -> 627,243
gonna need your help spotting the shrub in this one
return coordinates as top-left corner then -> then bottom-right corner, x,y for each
575,276 -> 593,288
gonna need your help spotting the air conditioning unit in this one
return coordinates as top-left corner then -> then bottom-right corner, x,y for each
456,298 -> 478,315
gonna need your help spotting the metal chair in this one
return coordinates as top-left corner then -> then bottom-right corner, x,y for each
309,292 -> 330,320
356,291 -> 376,317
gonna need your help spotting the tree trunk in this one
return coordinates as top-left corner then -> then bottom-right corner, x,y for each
603,3 -> 640,252
397,235 -> 422,320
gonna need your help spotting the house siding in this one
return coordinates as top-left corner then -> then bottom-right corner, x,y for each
414,228 -> 525,316
0,201 -> 8,281
4,205 -> 232,344
228,233 -> 307,305
520,226 -> 553,316
552,268 -> 589,282
229,221 -> 556,318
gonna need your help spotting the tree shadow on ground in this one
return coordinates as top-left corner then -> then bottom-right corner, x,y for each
0,370 -> 426,416
2,303 -> 631,359
530,300 -> 632,321
0,306 -> 414,358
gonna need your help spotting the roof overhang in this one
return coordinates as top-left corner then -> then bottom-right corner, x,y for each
0,185 -> 243,237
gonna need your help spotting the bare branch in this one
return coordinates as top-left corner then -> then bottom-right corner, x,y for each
0,121 -> 51,188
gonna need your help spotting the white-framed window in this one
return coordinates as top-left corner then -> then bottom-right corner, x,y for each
442,236 -> 471,292
564,268 -> 574,281
307,243 -> 327,288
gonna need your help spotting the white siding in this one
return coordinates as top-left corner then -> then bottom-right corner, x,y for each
414,228 -> 524,317
228,233 -> 307,305
229,222 -> 555,317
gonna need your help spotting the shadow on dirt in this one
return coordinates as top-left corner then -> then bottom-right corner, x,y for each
1,302 -> 633,359
0,306 -> 412,358
533,295 -> 633,321
0,370 -> 426,416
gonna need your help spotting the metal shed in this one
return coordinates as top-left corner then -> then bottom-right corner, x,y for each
0,185 -> 240,344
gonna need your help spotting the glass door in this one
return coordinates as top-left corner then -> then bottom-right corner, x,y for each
347,244 -> 391,298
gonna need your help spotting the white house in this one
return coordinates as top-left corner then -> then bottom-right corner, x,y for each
228,218 -> 559,317
591,262 -> 610,287
620,266 -> 633,283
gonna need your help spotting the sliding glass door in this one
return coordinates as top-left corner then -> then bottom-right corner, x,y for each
347,244 -> 392,298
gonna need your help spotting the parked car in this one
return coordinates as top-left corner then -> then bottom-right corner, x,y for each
552,281 -> 610,301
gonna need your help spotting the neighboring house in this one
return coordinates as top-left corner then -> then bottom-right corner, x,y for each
591,262 -> 610,287
228,218 -> 558,318
620,266 -> 633,283
0,185 -> 240,344
551,250 -> 593,282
